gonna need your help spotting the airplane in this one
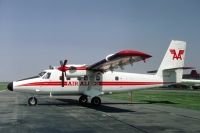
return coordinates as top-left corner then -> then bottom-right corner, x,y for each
7,40 -> 191,106
182,71 -> 200,89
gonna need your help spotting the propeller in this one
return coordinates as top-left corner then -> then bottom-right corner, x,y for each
58,60 -> 68,87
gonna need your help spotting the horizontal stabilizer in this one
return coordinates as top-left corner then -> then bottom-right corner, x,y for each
147,67 -> 193,74
164,67 -> 194,71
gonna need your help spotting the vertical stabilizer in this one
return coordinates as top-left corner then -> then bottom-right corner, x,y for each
156,40 -> 186,83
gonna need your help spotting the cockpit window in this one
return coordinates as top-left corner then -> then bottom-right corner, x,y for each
38,72 -> 46,77
46,73 -> 51,79
43,72 -> 51,79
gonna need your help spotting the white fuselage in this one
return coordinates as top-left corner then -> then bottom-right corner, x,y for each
13,69 -> 166,97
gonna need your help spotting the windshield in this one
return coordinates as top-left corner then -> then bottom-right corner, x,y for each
38,72 -> 46,77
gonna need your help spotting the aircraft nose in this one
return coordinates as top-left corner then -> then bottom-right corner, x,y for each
7,82 -> 13,91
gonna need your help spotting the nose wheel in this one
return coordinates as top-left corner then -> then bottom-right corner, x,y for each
28,97 -> 37,106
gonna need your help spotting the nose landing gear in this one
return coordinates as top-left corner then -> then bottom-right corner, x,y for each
28,97 -> 37,106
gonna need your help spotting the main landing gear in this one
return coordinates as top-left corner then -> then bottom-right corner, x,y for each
79,95 -> 101,106
79,95 -> 88,105
91,96 -> 101,106
28,97 -> 37,106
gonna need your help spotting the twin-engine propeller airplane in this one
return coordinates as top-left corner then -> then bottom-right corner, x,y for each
7,40 -> 188,106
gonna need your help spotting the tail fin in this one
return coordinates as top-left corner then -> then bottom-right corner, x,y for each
156,40 -> 186,83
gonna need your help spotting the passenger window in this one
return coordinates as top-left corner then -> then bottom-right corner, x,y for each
67,77 -> 71,80
77,77 -> 82,80
115,76 -> 119,81
96,74 -> 101,81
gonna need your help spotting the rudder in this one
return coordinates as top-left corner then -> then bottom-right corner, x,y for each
156,40 -> 186,83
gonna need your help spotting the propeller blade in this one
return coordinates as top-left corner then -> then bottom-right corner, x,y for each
63,60 -> 68,66
60,60 -> 63,66
59,59 -> 68,87
62,72 -> 65,87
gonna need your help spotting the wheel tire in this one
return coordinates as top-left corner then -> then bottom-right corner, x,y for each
91,97 -> 101,106
79,95 -> 88,105
28,97 -> 37,106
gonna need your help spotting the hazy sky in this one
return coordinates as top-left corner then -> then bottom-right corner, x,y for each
0,0 -> 200,81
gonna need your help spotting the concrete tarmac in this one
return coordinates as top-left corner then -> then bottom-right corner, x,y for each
0,90 -> 200,133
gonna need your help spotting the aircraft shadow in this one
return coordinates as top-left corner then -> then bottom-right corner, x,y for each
17,99 -> 175,112
88,100 -> 176,113
102,100 -> 176,105
36,99 -> 80,106
56,99 -> 134,113
86,104 -> 134,113
141,100 -> 177,104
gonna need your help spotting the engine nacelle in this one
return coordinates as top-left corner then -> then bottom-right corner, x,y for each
65,65 -> 88,77
66,70 -> 87,77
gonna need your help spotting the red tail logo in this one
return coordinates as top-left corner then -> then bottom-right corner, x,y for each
170,49 -> 184,60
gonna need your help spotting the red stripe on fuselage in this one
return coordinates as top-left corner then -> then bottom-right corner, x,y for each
17,81 -> 171,87
99,82 -> 165,86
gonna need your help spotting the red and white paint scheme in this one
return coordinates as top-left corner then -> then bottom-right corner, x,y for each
7,40 -> 187,106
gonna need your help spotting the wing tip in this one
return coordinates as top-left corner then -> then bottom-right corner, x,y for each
117,50 -> 152,59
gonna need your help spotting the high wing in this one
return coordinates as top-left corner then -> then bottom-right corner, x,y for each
89,50 -> 152,72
